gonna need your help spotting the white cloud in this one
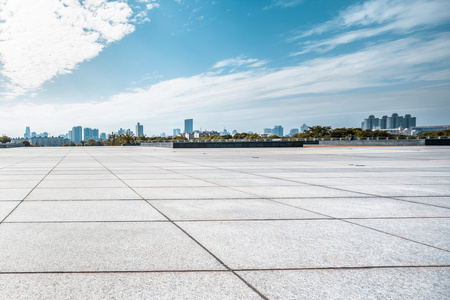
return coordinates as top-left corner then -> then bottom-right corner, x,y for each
293,0 -> 450,53
264,0 -> 303,9
213,57 -> 267,69
3,32 -> 449,136
0,0 -> 158,98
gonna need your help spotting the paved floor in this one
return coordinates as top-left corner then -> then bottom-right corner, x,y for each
0,146 -> 449,299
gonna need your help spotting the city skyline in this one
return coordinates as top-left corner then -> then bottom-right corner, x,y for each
1,0 -> 449,137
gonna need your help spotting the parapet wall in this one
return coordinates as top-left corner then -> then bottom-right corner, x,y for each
142,141 -> 303,148
0,143 -> 26,148
319,139 -> 425,146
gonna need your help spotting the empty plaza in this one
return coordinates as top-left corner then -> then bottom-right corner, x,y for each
0,146 -> 449,299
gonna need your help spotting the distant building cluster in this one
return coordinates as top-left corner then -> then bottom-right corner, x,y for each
263,123 -> 308,137
362,113 -> 416,130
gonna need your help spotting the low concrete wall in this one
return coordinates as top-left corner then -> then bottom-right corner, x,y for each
0,143 -> 26,148
425,139 -> 450,146
319,139 -> 425,146
142,141 -> 304,148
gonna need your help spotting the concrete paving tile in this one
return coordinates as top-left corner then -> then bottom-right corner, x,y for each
150,199 -> 325,220
233,186 -> 365,198
0,272 -> 261,300
5,200 -> 166,222
0,175 -> 45,181
0,201 -> 19,220
0,223 -> 225,272
0,180 -> 40,188
353,218 -> 450,251
37,179 -> 127,188
275,197 -> 450,218
116,173 -> 191,180
238,267 -> 450,300
48,170 -> 112,175
178,220 -> 450,269
45,174 -> 118,180
331,184 -> 450,197
0,188 -> 31,201
206,178 -> 302,187
26,188 -> 140,200
124,179 -> 216,188
135,187 -> 256,200
396,197 -> 450,208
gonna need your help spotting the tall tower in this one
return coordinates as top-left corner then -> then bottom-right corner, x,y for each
72,126 -> 82,143
24,127 -> 31,139
135,122 -> 144,137
184,119 -> 193,133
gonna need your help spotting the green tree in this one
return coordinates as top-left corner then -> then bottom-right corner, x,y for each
0,136 -> 11,143
21,140 -> 31,147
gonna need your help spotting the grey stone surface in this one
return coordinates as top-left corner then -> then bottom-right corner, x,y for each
178,220 -> 450,269
135,186 -> 256,199
238,267 -> 450,299
0,180 -> 40,188
124,178 -> 216,187
233,185 -> 366,198
0,146 -> 449,299
353,218 -> 450,251
329,184 -> 450,197
0,188 -> 31,201
5,200 -> 166,222
150,199 -> 325,220
0,201 -> 19,220
0,222 -> 225,272
0,272 -> 261,300
395,196 -> 450,208
26,187 -> 141,200
275,197 -> 450,218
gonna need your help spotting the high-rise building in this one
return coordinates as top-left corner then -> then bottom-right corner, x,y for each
173,128 -> 181,136
273,125 -> 283,137
101,133 -> 106,140
92,129 -> 99,140
24,127 -> 31,139
84,128 -> 92,141
184,119 -> 193,133
289,128 -> 299,136
403,114 -> 416,129
31,132 -> 37,138
362,113 -> 416,130
300,124 -> 309,132
380,116 -> 388,129
264,128 -> 273,134
135,122 -> 144,137
72,126 -> 82,143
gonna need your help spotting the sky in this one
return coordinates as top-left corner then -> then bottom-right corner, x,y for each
1,0 -> 449,137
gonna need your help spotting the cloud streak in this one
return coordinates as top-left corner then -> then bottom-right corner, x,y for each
293,0 -> 450,54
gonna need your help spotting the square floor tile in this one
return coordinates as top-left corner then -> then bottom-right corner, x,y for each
0,201 -> 19,220
233,186 -> 365,198
0,189 -> 31,201
0,223 -> 225,272
275,197 -> 450,218
135,187 -> 256,200
353,218 -> 450,251
0,272 -> 261,300
5,200 -> 166,222
238,268 -> 450,299
150,199 -> 324,220
178,220 -> 450,269
26,188 -> 140,200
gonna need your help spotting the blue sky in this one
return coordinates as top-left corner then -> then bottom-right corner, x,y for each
1,0 -> 449,137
